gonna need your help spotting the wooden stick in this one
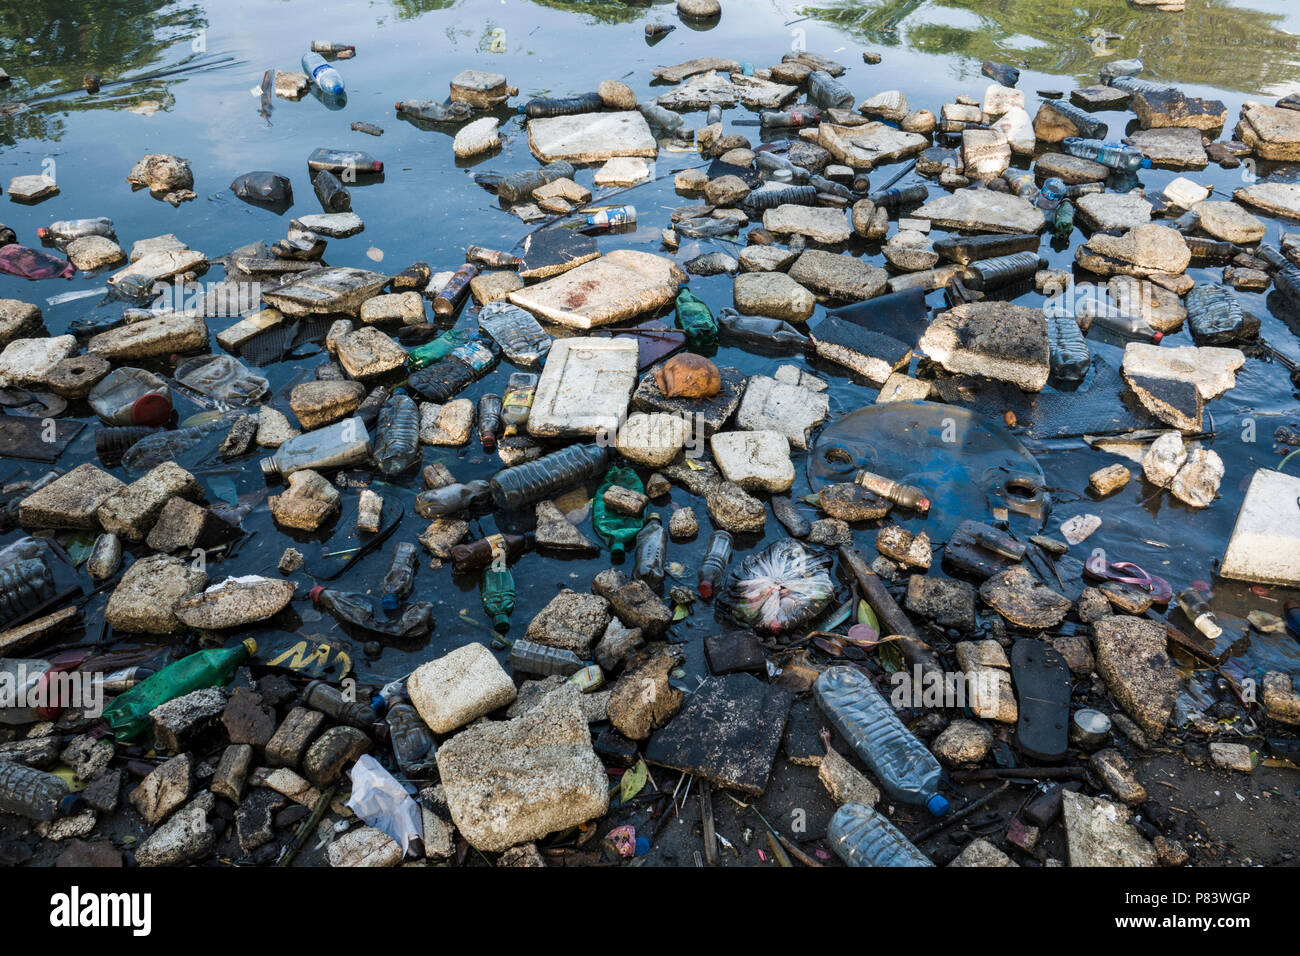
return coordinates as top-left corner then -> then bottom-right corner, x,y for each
837,546 -> 942,678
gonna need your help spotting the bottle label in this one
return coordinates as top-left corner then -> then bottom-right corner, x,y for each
503,383 -> 535,409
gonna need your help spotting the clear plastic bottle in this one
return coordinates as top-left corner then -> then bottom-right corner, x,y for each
807,70 -> 855,110
697,530 -> 733,599
964,252 -> 1044,292
478,393 -> 502,449
0,762 -> 77,821
497,162 -> 576,203
121,420 -> 227,474
385,697 -> 437,776
380,542 -> 419,611
742,184 -> 819,211
302,52 -> 345,96
1176,587 -> 1222,640
489,444 -> 609,511
311,41 -> 355,54
373,391 -> 421,476
1186,284 -> 1245,346
307,147 -> 381,175
260,417 -> 372,477
716,309 -> 809,347
634,514 -> 667,589
828,802 -> 934,867
586,206 -> 636,228
1061,137 -> 1151,173
478,302 -> 552,367
1048,314 -> 1090,384
509,639 -> 584,677
408,338 -> 500,402
0,558 -> 55,628
814,667 -> 950,816
414,480 -> 491,518
394,99 -> 473,123
1257,243 -> 1300,305
759,107 -> 822,128
88,367 -> 171,426
1041,99 -> 1108,140
1037,176 -> 1067,212
500,372 -> 538,429
868,184 -> 929,212
1082,308 -> 1163,344
637,101 -> 684,133
37,217 -> 115,248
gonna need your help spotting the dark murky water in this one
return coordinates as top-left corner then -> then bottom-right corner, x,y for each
3,0 -> 1300,693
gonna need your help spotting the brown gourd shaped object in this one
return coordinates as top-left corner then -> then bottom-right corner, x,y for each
652,353 -> 721,399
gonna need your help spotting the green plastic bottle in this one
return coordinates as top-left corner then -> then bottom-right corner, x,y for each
592,466 -> 645,557
102,639 -> 257,742
481,565 -> 516,633
1053,200 -> 1075,241
674,288 -> 718,352
407,328 -> 473,370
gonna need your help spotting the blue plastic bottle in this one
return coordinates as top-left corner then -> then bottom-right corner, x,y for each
828,803 -> 934,867
814,667 -> 950,817
302,52 -> 345,96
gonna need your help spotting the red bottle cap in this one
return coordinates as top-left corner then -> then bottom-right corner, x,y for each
1151,331 -> 1163,344
36,227 -> 49,239
309,585 -> 325,603
130,392 -> 172,426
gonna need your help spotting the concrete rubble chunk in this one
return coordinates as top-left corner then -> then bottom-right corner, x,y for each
105,554 -> 208,634
130,753 -> 193,826
407,642 -> 517,734
1076,224 -> 1191,279
1075,192 -> 1153,232
328,826 -> 403,867
949,838 -> 1017,867
710,430 -> 794,492
269,469 -> 341,531
906,576 -> 976,630
914,188 -> 1044,235
150,687 -> 227,753
732,271 -> 815,323
932,719 -> 994,767
735,374 -> 829,450
1237,102 -> 1300,161
1121,343 -> 1243,431
1061,790 -> 1157,867
789,249 -> 888,301
88,311 -> 207,361
1220,469 -> 1300,586
1128,127 -> 1208,168
0,298 -> 44,348
1170,448 -> 1223,508
333,326 -> 407,380
818,745 -> 880,806
8,174 -> 59,202
290,212 -> 364,238
437,685 -> 609,852
1090,749 -> 1147,805
1261,671 -> 1300,726
706,480 -> 766,533
173,576 -> 296,629
0,335 -> 76,387
1191,200 -> 1265,244
651,58 -> 740,84
616,412 -> 690,467
135,793 -> 215,866
1233,182 -> 1300,220
18,462 -> 124,530
509,250 -> 685,330
761,204 -> 851,245
980,565 -> 1071,628
1093,615 -> 1176,740
262,266 -> 390,316
919,302 -> 1049,392
534,500 -> 599,553
97,461 -> 202,541
606,645 -> 685,740
528,336 -> 638,438
265,707 -> 325,769
817,122 -> 928,169
528,111 -> 657,164
419,399 -> 474,446
1134,89 -> 1227,131
453,117 -> 501,159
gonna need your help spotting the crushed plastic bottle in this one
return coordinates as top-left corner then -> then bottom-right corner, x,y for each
260,417 -> 371,477
380,541 -> 419,611
395,99 -> 473,123
815,667 -> 950,816
828,803 -> 934,867
509,639 -> 584,677
674,288 -> 718,351
807,70 -> 855,110
0,762 -> 77,821
309,587 -> 434,639
634,513 -> 667,589
478,301 -> 552,367
717,308 -> 810,347
37,217 -> 115,248
308,147 -> 382,175
373,391 -> 421,475
408,336 -> 500,402
174,354 -> 270,406
414,480 -> 491,518
1062,137 -> 1151,172
1048,313 -> 1090,385
0,557 -> 55,628
386,697 -> 437,777
103,640 -> 256,741
523,92 -> 603,118
88,367 -> 172,426
697,530 -> 733,599
490,444 -> 609,511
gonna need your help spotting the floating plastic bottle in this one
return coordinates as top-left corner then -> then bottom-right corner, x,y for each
311,41 -> 355,54
586,205 -> 636,228
309,587 -> 434,639
478,393 -> 502,449
509,639 -> 584,677
478,301 -> 552,366
1185,237 -> 1243,264
593,467 -> 646,557
867,184 -> 929,212
302,52 -> 345,95
853,469 -> 931,512
716,308 -> 810,347
1257,243 -> 1300,305
674,288 -> 718,351
815,667 -> 950,816
1185,284 -> 1246,346
497,162 -> 576,203
121,420 -> 225,474
414,480 -> 491,518
303,680 -> 380,733
1053,200 -> 1075,240
759,107 -> 822,128
500,372 -> 539,429
1048,314 -> 1090,384
394,99 -> 473,123
386,698 -> 437,776
490,444 -> 610,511
634,514 -> 667,589
1061,137 -> 1151,172
1108,75 -> 1176,96
380,542 -> 419,611
1176,587 -> 1222,640
1042,99 -> 1107,140
742,184 -> 819,211
407,328 -> 474,369
313,169 -> 351,212
523,92 -> 603,118
409,337 -> 500,403
1082,308 -> 1163,344
0,762 -> 77,821
1037,176 -> 1067,212
307,147 -> 381,175
754,151 -> 809,183
450,532 -> 532,572
0,558 -> 55,628
373,391 -> 421,476
432,264 -> 477,318
638,101 -> 684,132
934,232 -> 1040,265
481,565 -> 516,632
260,417 -> 371,477
104,640 -> 256,742
37,217 -> 114,248
807,70 -> 854,110
828,803 -> 934,867
697,530 -> 733,599
88,367 -> 171,426
964,252 -> 1044,292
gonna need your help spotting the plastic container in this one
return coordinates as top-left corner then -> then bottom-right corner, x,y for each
634,514 -> 667,589
523,92 -> 603,118
1082,308 -> 1163,344
1053,200 -> 1075,241
1176,587 -> 1222,640
408,337 -> 499,402
103,640 -> 256,742
593,467 -> 645,557
120,420 -> 225,474
0,762 -> 77,821
407,328 -> 474,369
380,542 -> 419,611
1061,137 -> 1151,172
509,639 -> 584,677
828,802 -> 934,867
431,264 -> 477,318
497,162 -> 576,203
853,470 -> 931,512
1185,284 -> 1245,345
697,530 -> 733,599
964,252 -> 1044,292
868,184 -> 929,212
1037,176 -> 1067,212
309,587 -> 434,639
759,108 -> 822,128
413,480 -> 491,518
1048,313 -> 1090,384
450,533 -> 531,572
478,301 -> 552,367
716,309 -> 809,347
586,205 -> 636,228
490,444 -> 609,511
306,147 -> 381,175
500,372 -> 539,428
260,417 -> 372,477
174,354 -> 269,406
37,217 -> 115,248
477,393 -> 502,449
386,699 -> 437,776
303,680 -> 380,732
743,184 -> 818,211
313,169 -> 351,212
395,99 -> 472,123
88,367 -> 172,426
637,102 -> 683,133
807,70 -> 854,110
815,667 -> 950,817
481,565 -> 516,632
373,391 -> 421,475
0,558 -> 55,628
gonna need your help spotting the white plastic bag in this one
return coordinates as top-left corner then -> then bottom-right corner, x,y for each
721,538 -> 835,634
345,754 -> 424,859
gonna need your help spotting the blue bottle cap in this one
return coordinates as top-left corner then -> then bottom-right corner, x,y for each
381,594 -> 399,612
635,836 -> 650,855
927,793 -> 951,817
1140,158 -> 1152,168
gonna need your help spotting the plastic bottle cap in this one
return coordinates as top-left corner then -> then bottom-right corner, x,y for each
381,593 -> 399,612
1151,330 -> 1164,344
308,585 -> 325,603
697,582 -> 714,599
259,456 -> 277,476
1141,159 -> 1152,168
36,227 -> 49,238
130,392 -> 172,426
241,638 -> 259,656
926,794 -> 951,817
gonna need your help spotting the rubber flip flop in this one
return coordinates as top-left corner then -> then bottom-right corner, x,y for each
1010,639 -> 1072,763
1083,556 -> 1173,604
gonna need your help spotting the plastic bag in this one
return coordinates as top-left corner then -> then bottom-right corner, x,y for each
0,244 -> 74,280
720,538 -> 835,634
345,754 -> 424,859
174,354 -> 270,406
